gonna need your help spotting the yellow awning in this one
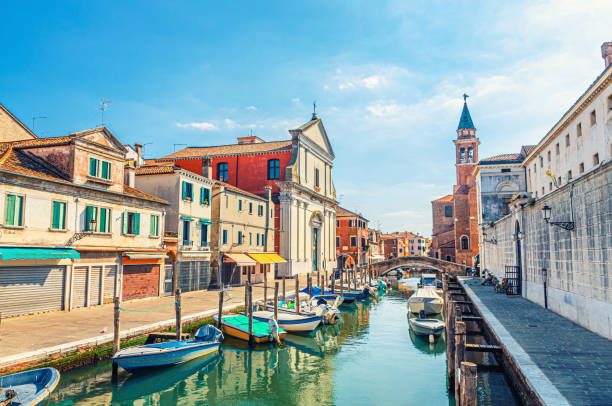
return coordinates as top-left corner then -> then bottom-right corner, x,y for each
247,252 -> 287,264
224,253 -> 256,266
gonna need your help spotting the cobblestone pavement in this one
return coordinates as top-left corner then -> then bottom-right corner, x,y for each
463,278 -> 612,406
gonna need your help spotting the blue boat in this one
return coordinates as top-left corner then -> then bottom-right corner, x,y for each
0,367 -> 60,406
340,287 -> 371,301
301,286 -> 357,304
112,325 -> 223,372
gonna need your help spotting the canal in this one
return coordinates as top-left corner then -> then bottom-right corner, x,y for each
47,282 -> 517,405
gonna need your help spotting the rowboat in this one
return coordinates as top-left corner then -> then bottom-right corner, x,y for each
407,286 -> 444,315
252,310 -> 322,332
408,317 -> 445,337
0,367 -> 60,406
213,314 -> 286,343
112,325 -> 223,372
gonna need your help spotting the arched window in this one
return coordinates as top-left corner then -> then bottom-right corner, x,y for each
446,255 -> 452,262
460,148 -> 466,163
217,162 -> 228,182
268,159 -> 280,180
460,235 -> 470,250
467,147 -> 474,163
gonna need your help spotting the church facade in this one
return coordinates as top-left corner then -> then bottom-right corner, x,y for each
430,97 -> 480,266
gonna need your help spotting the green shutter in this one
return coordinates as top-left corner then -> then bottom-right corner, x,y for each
15,196 -> 23,226
122,212 -> 128,234
52,202 -> 60,229
182,181 -> 187,199
101,161 -> 110,179
89,158 -> 97,176
133,213 -> 140,235
151,215 -> 158,236
99,208 -> 108,233
187,183 -> 193,200
5,195 -> 16,226
85,206 -> 95,231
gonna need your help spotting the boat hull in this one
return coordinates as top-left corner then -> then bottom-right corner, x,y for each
252,312 -> 322,332
0,367 -> 60,406
407,300 -> 443,315
113,342 -> 220,371
409,318 -> 445,336
214,315 -> 287,343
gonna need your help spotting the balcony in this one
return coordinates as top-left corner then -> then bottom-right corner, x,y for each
180,240 -> 194,250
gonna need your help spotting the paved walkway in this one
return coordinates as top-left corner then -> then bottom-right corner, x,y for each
460,278 -> 612,406
0,277 -> 306,369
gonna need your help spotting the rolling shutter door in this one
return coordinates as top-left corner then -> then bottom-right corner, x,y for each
73,267 -> 88,308
103,266 -> 117,302
90,266 -> 102,306
0,266 -> 65,317
178,261 -> 211,292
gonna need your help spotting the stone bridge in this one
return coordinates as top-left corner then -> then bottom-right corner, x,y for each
361,256 -> 468,276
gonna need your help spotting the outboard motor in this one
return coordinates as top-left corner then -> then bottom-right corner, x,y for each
268,318 -> 280,344
195,324 -> 224,342
419,310 -> 426,320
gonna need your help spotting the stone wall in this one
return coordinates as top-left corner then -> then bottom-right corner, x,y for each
481,161 -> 612,339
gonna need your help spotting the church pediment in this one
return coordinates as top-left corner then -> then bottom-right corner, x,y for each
290,118 -> 335,159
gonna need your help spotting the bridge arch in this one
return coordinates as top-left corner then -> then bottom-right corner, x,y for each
362,256 -> 468,277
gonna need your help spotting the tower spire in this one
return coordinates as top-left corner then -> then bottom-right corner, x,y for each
457,94 -> 474,131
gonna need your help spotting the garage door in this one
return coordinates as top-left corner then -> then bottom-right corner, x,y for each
103,265 -> 117,303
0,266 -> 65,317
73,267 -> 88,308
178,261 -> 211,292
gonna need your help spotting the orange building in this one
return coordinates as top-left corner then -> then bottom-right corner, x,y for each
335,206 -> 369,267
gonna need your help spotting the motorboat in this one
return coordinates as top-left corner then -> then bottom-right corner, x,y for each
251,310 -> 322,332
213,314 -> 286,343
407,286 -> 444,315
112,325 -> 223,372
300,295 -> 342,324
408,311 -> 445,337
0,367 -> 60,406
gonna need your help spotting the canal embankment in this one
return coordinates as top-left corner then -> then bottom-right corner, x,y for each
454,276 -> 612,406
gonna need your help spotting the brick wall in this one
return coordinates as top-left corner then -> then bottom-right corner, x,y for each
122,264 -> 160,300
482,161 -> 612,339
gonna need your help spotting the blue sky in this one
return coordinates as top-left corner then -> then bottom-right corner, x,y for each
1,1 -> 610,236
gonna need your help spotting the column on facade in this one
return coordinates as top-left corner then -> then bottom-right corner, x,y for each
296,200 -> 301,261
303,201 -> 309,263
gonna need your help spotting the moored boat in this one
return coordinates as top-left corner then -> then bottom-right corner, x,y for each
213,314 -> 286,343
408,317 -> 445,337
0,367 -> 60,406
252,310 -> 322,332
407,286 -> 444,315
112,325 -> 223,372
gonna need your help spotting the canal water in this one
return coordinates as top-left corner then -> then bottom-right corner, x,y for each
47,282 -> 517,405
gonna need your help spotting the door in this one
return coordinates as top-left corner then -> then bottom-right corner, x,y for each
514,221 -> 522,296
90,266 -> 102,306
103,266 -> 117,303
0,266 -> 65,317
73,267 -> 88,308
312,228 -> 319,271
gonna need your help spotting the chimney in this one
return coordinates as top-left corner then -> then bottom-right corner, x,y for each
202,157 -> 212,179
124,163 -> 135,187
134,143 -> 143,168
602,42 -> 612,68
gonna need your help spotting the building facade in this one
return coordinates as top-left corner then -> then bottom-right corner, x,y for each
0,125 -> 167,317
335,206 -> 369,267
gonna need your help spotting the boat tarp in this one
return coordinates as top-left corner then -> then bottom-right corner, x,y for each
222,315 -> 284,337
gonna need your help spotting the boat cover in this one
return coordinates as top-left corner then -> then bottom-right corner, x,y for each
195,325 -> 224,342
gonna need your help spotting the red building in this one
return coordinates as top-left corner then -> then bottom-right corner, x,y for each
382,234 -> 406,259
335,206 -> 369,267
430,96 -> 480,266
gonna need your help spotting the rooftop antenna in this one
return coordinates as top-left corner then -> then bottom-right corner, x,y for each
98,99 -> 112,126
312,101 -> 317,120
32,115 -> 47,133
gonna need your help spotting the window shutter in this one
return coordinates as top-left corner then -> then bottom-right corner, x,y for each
133,213 -> 140,235
51,202 -> 60,229
99,208 -> 108,233
15,196 -> 23,226
181,181 -> 187,199
200,188 -> 204,204
5,195 -> 16,226
204,188 -> 210,204
85,206 -> 95,231
122,212 -> 128,234
101,161 -> 110,179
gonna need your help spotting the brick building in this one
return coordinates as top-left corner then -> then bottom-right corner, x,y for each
335,206 -> 369,267
382,234 -> 406,259
430,96 -> 480,266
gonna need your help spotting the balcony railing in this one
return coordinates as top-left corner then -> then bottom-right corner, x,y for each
181,240 -> 193,249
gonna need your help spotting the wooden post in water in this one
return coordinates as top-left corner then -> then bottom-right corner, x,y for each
460,361 -> 478,406
323,271 -> 327,295
175,289 -> 182,340
308,273 -> 312,298
282,276 -> 286,301
248,282 -> 254,346
454,320 -> 467,404
112,297 -> 120,381
446,298 -> 456,390
442,274 -> 449,315
273,282 -> 279,322
295,277 -> 300,314
217,284 -> 224,329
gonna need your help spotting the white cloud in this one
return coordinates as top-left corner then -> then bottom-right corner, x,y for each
224,118 -> 240,129
246,105 -> 257,110
175,121 -> 217,131
292,98 -> 301,103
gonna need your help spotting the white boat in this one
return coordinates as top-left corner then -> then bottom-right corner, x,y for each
407,286 -> 444,315
408,317 -> 445,336
252,310 -> 322,332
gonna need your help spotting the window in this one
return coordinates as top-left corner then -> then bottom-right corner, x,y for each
549,182 -> 553,191
350,236 -> 357,247
238,231 -> 243,244
222,229 -> 228,244
539,156 -> 544,167
267,159 -> 280,180
555,143 -> 560,155
593,153 -> 600,166
565,134 -> 570,147
122,212 -> 140,235
361,237 -> 366,248
249,232 -> 252,245
467,147 -> 474,163
446,255 -> 451,261
257,233 -> 260,246
181,181 -> 193,201
200,187 -> 210,205
501,168 -> 510,173
547,151 -> 551,162
590,110 -> 596,126
182,220 -> 190,244
86,206 -> 111,232
315,168 -> 320,188
258,205 -> 263,216
150,214 -> 159,236
217,162 -> 228,182
336,220 -> 340,227
541,187 -> 545,195
445,206 -> 453,217
459,148 -> 465,163
336,236 -> 340,247
533,163 -> 536,174
579,162 -> 584,174
567,170 -> 572,182
576,123 -> 582,137
608,94 -> 612,110
89,158 -> 111,180
238,200 -> 242,211
50,201 -> 67,230
4,194 -> 24,227
249,202 -> 253,214
460,236 -> 469,250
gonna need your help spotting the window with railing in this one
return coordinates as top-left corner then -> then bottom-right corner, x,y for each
217,162 -> 228,182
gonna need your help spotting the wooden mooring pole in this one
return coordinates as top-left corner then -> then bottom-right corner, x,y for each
308,272 -> 312,298
323,272 -> 327,295
112,297 -> 120,381
175,289 -> 182,340
295,277 -> 300,314
282,276 -> 286,301
273,282 -> 279,322
454,320 -> 467,404
460,361 -> 478,406
217,284 -> 224,328
446,296 -> 456,389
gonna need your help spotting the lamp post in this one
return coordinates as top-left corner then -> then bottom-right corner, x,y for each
542,268 -> 548,309
542,204 -> 574,231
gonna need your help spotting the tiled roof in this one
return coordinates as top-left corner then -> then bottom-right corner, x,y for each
335,206 -> 363,218
433,194 -> 454,202
158,140 -> 292,160
123,184 -> 168,203
135,164 -> 176,176
0,136 -> 72,152
480,153 -> 521,162
0,148 -> 67,182
521,145 -> 537,155
213,180 -> 266,201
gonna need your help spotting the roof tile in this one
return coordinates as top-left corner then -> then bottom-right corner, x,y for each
158,140 -> 292,160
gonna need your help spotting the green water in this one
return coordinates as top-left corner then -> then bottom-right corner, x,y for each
46,286 -> 517,405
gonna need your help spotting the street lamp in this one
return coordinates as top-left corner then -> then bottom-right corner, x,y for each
541,204 -> 574,231
89,219 -> 97,233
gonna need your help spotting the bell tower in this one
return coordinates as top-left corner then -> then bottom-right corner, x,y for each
453,94 -> 480,187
